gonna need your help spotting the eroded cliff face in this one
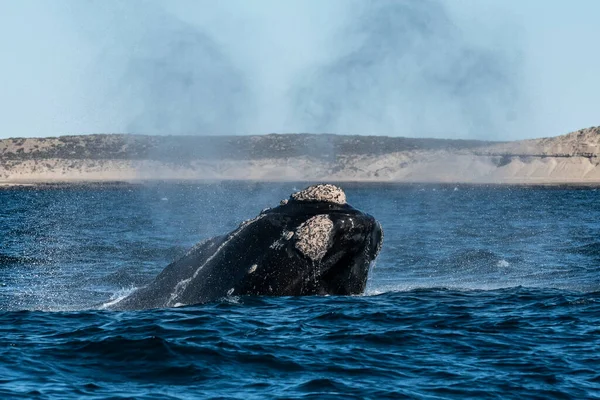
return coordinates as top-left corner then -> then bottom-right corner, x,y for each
1,128 -> 599,184
475,126 -> 600,157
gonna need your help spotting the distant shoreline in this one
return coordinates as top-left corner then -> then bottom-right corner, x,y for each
1,128 -> 599,185
3,179 -> 600,189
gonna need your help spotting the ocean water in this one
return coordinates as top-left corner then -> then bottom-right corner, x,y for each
1,182 -> 599,399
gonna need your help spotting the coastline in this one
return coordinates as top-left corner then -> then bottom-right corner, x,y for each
3,177 -> 600,188
1,128 -> 599,186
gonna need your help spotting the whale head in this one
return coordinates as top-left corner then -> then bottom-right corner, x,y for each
109,184 -> 383,310
248,184 -> 384,296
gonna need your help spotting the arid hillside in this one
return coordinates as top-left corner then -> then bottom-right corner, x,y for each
0,133 -> 492,162
1,128 -> 599,184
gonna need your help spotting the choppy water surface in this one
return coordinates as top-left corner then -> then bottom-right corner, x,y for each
1,183 -> 599,399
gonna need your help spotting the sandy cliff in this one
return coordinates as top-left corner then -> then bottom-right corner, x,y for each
1,127 -> 599,184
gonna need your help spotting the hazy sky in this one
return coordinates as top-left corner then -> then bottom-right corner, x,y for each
0,0 -> 598,140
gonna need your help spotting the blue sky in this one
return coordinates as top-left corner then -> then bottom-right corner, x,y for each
0,0 -> 598,140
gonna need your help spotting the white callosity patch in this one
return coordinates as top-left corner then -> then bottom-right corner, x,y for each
270,229 -> 295,250
290,184 -> 347,205
248,264 -> 258,274
295,214 -> 334,261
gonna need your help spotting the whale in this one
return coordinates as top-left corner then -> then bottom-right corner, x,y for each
108,184 -> 383,310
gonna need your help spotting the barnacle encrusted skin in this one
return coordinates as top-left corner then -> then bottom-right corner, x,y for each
291,184 -> 347,205
270,229 -> 295,250
294,214 -> 334,261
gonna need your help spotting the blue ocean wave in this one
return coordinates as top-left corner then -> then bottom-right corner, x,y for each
1,183 -> 600,398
